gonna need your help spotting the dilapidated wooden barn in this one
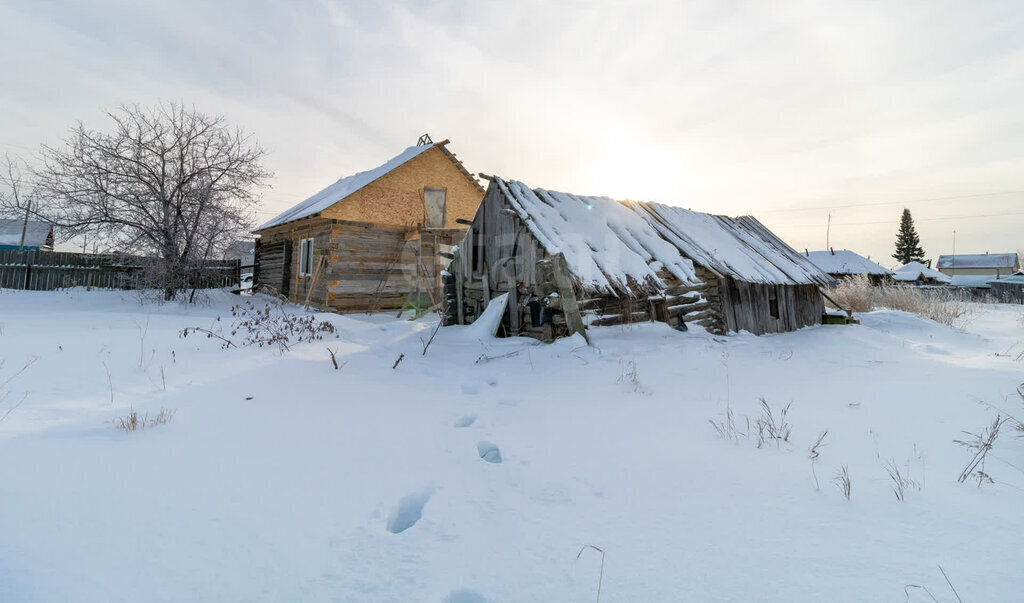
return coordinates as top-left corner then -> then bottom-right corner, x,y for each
253,137 -> 484,313
443,176 -> 834,339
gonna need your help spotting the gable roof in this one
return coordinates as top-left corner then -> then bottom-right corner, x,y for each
804,250 -> 892,276
490,177 -> 833,295
496,178 -> 701,294
0,219 -> 52,248
256,140 -> 482,231
892,261 -> 951,283
633,202 -> 834,286
936,253 -> 1018,269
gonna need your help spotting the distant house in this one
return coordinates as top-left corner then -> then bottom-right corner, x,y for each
805,249 -> 892,284
892,261 -> 951,285
936,253 -> 1019,277
0,219 -> 54,251
444,176 -> 834,340
253,138 -> 484,312
223,240 -> 255,269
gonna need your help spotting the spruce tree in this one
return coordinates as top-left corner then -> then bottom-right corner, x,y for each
892,208 -> 925,265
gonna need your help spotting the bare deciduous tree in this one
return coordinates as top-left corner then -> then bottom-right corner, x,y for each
0,155 -> 33,249
16,102 -> 271,299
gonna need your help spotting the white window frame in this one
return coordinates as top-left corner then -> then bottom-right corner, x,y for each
299,238 -> 314,276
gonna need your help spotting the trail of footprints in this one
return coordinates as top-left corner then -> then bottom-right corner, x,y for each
386,394 -> 505,533
383,386 -> 504,599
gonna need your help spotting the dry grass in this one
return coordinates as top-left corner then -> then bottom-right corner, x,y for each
115,407 -> 176,432
829,274 -> 875,312
833,465 -> 852,500
827,274 -> 971,327
954,414 -> 1008,486
754,398 -> 792,448
709,406 -> 741,443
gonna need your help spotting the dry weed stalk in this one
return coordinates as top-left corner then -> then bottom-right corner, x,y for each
116,407 -> 176,432
709,406 -> 742,443
883,459 -> 918,501
833,465 -> 852,500
754,398 -> 792,448
809,430 -> 828,491
955,414 -> 1008,486
576,544 -> 605,603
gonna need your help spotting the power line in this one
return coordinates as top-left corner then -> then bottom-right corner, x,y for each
780,210 -> 1024,229
756,189 -> 1024,214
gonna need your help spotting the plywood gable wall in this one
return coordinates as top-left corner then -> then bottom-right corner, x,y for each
319,146 -> 483,227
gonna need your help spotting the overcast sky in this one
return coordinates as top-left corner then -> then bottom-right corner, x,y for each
2,0 -> 1022,266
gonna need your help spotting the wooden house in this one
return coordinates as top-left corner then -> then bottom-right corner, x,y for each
936,253 -> 1020,277
443,176 -> 834,340
805,249 -> 893,284
0,219 -> 54,251
892,261 -> 950,285
253,138 -> 484,312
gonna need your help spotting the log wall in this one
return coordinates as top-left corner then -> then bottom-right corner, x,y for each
255,218 -> 458,313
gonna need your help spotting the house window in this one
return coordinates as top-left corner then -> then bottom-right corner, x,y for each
768,287 -> 779,319
299,238 -> 314,276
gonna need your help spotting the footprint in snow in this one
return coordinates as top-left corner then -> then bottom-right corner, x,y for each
477,441 -> 502,464
386,487 -> 432,534
453,413 -> 477,428
445,589 -> 488,603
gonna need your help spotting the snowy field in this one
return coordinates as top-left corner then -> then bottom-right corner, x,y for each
0,289 -> 1022,602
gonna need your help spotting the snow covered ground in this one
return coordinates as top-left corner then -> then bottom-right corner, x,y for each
0,289 -> 1022,602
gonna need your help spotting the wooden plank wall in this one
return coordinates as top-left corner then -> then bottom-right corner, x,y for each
253,239 -> 291,296
0,249 -> 240,292
256,218 -> 454,313
719,278 -> 824,334
447,186 -> 730,339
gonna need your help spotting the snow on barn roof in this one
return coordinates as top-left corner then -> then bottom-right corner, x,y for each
892,261 -> 951,283
804,250 -> 892,276
491,177 -> 833,295
630,203 -> 834,286
936,253 -> 1017,269
949,274 -> 995,288
989,273 -> 1024,285
496,178 -> 701,294
0,219 -> 52,248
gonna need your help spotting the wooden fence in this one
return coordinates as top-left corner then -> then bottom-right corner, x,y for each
0,249 -> 241,291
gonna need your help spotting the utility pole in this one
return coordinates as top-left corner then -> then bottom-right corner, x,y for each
951,229 -> 956,276
826,212 -> 832,250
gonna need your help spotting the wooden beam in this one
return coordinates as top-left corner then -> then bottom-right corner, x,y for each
550,252 -> 589,344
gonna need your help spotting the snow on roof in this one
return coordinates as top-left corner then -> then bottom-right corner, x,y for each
989,273 -> 1024,285
949,274 -> 995,288
495,178 -> 700,295
491,177 -> 833,294
804,250 -> 892,276
0,219 -> 52,248
892,261 -> 951,283
256,144 -> 437,230
936,253 -> 1018,269
631,203 -> 834,286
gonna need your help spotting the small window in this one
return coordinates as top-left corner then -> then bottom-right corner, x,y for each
768,287 -> 779,319
299,238 -> 314,276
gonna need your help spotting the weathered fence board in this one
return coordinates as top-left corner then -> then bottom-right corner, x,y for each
0,249 -> 240,291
